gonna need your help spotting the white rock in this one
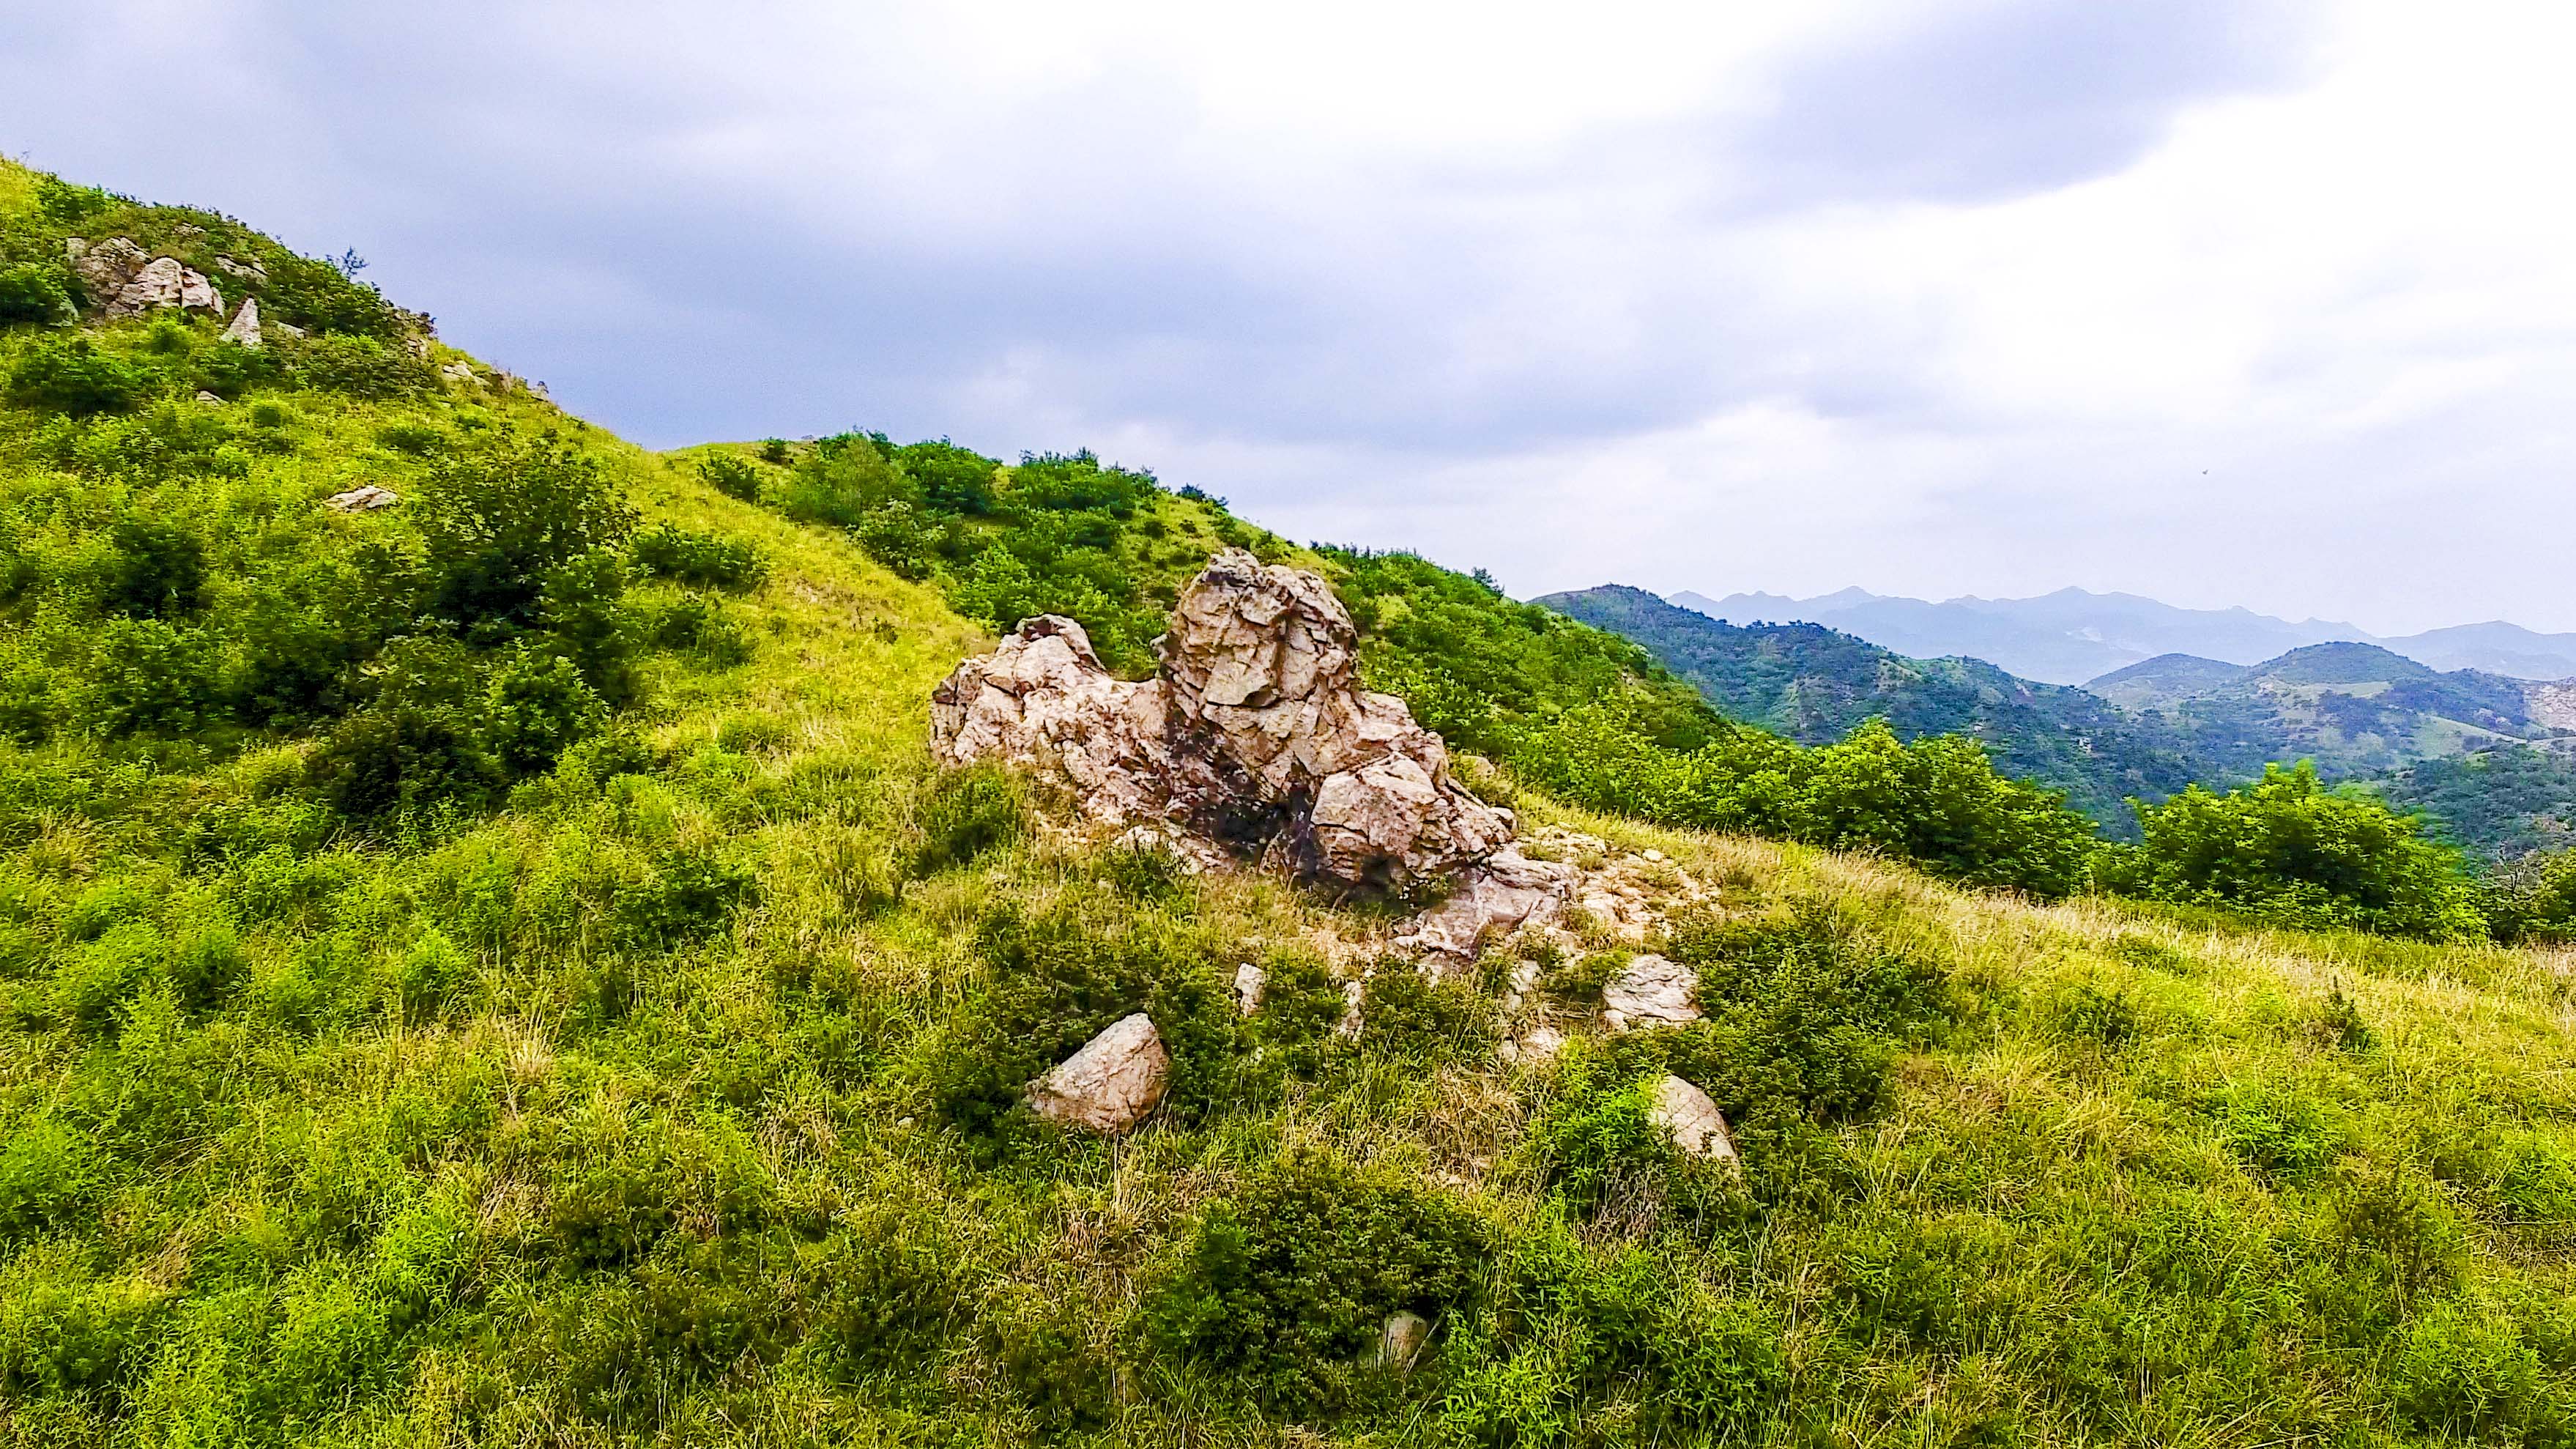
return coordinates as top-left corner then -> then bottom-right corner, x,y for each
107,256 -> 221,319
1377,1311 -> 1431,1374
1649,1075 -> 1740,1167
212,254 -> 268,282
931,550 -> 1511,893
274,321 -> 306,339
1397,845 -> 1578,963
1336,979 -> 1365,1038
70,237 -> 146,308
323,485 -> 401,512
1519,1024 -> 1564,1060
1027,1013 -> 1169,1133
1602,954 -> 1699,1030
1233,962 -> 1265,1016
440,361 -> 478,385
220,297 -> 261,348
193,390 -> 222,404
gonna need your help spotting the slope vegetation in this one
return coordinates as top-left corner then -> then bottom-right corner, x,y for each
1542,585 -> 2204,827
1,162 -> 2575,1449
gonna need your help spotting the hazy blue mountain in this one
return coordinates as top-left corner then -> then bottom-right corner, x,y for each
1543,585 -> 2209,828
1668,587 -> 2576,685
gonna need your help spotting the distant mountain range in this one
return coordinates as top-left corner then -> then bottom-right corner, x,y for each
1540,586 -> 2203,829
1667,587 -> 2576,686
1548,587 -> 2576,851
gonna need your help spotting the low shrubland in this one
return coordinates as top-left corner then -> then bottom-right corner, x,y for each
5,156 -> 2576,1447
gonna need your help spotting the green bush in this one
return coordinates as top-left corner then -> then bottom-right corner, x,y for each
8,337 -> 151,415
285,334 -> 436,397
911,763 -> 1028,875
897,438 -> 999,514
98,516 -> 206,618
2101,762 -> 2487,940
0,264 -> 75,325
483,648 -> 607,775
418,435 -> 636,632
630,522 -> 765,589
305,705 -> 504,819
928,900 -> 1240,1138
614,848 -> 756,946
1151,1147 -> 1489,1411
697,452 -> 764,502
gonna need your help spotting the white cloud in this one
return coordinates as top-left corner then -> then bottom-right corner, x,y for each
4,0 -> 2572,634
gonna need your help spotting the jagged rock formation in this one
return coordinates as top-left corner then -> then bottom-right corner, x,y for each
1398,845 -> 1578,962
1026,1013 -> 1169,1133
65,237 -> 226,320
221,297 -> 262,347
932,549 -> 1512,892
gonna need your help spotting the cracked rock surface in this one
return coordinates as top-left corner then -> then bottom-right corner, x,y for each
1026,1013 -> 1169,1133
932,549 -> 1512,892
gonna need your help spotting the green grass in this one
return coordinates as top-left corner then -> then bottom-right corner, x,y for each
2,155 -> 2575,1447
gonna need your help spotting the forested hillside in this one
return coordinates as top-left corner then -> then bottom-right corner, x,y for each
6,159 -> 2576,1449
1540,585 -> 2205,827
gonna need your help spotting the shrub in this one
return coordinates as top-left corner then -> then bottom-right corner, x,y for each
2102,762 -> 2487,941
614,848 -> 756,946
630,522 -> 765,589
1151,1147 -> 1489,1411
98,516 -> 206,618
2477,848 -> 2576,944
0,264 -> 75,325
757,437 -> 791,465
483,648 -> 607,775
897,438 -> 999,514
697,453 -> 764,502
911,763 -> 1028,875
80,618 -> 218,735
538,550 -> 637,701
928,901 -> 1239,1138
418,435 -> 637,631
306,705 -> 504,818
286,334 -> 437,397
8,337 -> 151,415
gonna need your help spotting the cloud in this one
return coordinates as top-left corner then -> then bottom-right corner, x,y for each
4,1 -> 2573,635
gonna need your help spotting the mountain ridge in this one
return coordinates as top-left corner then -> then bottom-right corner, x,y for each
1670,585 -> 2576,683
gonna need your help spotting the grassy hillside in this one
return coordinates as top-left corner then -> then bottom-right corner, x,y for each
5,160 -> 2576,1448
1540,585 -> 2206,828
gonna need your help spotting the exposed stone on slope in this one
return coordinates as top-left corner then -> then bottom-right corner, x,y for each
212,253 -> 268,282
221,297 -> 262,347
1233,962 -> 1266,1015
1398,845 -> 1579,963
932,549 -> 1512,892
1026,1013 -> 1169,1133
1648,1075 -> 1739,1166
1378,1312 -> 1431,1374
107,256 -> 223,319
68,237 -> 148,309
1602,953 -> 1699,1031
323,484 -> 400,512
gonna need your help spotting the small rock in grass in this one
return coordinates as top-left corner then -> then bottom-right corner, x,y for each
1648,1074 -> 1740,1168
1027,1012 -> 1169,1133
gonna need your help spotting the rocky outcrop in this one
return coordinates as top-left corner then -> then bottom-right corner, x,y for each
106,256 -> 222,319
1601,953 -> 1699,1031
1398,845 -> 1579,963
1648,1075 -> 1739,1166
70,237 -> 139,307
221,297 -> 262,347
1233,963 -> 1266,1015
932,549 -> 1512,892
1027,1013 -> 1170,1133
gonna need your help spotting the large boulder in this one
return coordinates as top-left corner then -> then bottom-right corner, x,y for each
105,255 -> 222,319
220,297 -> 262,347
1026,1013 -> 1170,1133
932,549 -> 1512,892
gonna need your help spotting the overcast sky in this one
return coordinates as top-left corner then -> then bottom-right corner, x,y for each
6,1 -> 2572,634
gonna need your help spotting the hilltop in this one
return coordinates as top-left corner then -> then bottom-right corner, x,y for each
1539,585 -> 2202,828
3,160 -> 2576,1447
2088,641 -> 2571,781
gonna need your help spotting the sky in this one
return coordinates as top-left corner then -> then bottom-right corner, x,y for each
5,1 -> 2573,635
